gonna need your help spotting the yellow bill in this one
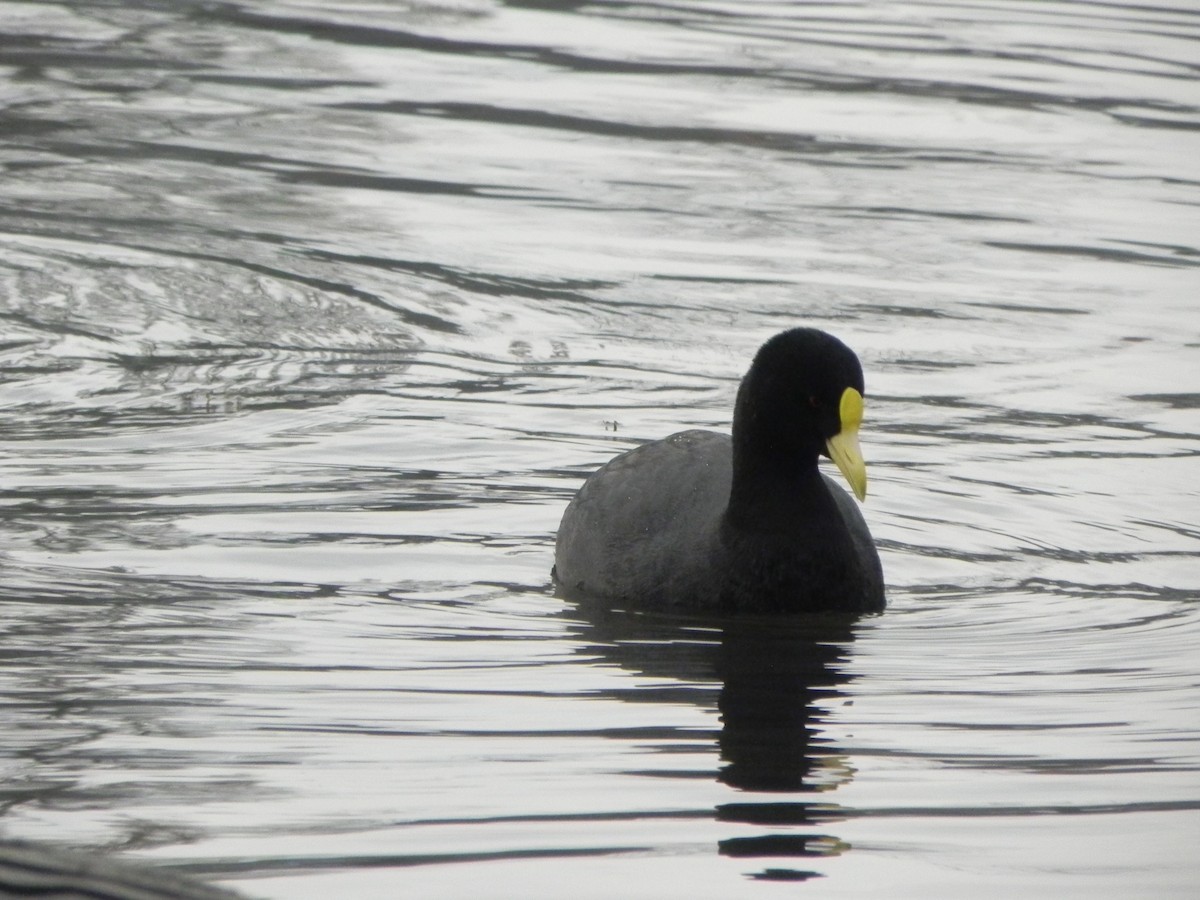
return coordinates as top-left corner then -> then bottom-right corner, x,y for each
825,387 -> 867,501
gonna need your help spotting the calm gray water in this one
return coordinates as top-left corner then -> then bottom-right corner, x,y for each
1,1 -> 1198,897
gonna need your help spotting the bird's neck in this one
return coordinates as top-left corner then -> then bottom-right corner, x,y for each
725,446 -> 833,535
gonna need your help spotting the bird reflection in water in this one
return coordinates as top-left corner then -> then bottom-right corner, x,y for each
715,614 -> 856,882
570,601 -> 861,883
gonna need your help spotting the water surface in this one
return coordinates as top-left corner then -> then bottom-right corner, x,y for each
0,1 -> 1197,897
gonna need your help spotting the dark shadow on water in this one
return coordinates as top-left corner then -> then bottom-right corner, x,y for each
567,598 -> 861,881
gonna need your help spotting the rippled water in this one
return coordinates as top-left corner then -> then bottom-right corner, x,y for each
1,1 -> 1197,897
